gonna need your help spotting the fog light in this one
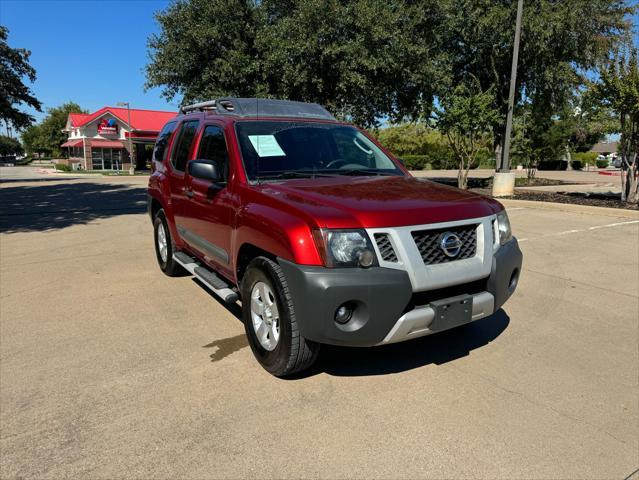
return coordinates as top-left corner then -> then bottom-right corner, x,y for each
358,249 -> 375,268
335,303 -> 354,324
509,268 -> 519,292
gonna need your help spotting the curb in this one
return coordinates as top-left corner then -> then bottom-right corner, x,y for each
500,199 -> 639,219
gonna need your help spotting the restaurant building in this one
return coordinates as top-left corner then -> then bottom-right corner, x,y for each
60,106 -> 175,170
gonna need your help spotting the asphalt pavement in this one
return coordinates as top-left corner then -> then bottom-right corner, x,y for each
1,167 -> 638,479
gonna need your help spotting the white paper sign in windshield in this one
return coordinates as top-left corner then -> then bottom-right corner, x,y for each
248,135 -> 285,157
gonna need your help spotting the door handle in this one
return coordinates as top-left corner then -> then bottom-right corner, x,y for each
184,188 -> 194,198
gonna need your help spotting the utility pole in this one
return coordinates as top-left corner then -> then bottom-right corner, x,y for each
117,102 -> 134,175
493,0 -> 524,196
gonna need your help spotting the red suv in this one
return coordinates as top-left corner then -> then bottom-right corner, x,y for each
147,98 -> 522,377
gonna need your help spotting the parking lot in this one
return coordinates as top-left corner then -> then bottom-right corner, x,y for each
1,168 -> 638,479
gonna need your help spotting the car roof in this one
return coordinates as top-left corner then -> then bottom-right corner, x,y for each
170,97 -> 343,125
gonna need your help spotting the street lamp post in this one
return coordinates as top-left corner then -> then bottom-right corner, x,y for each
117,102 -> 135,175
493,0 -> 524,197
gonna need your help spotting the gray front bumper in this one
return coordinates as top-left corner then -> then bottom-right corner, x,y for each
278,238 -> 522,347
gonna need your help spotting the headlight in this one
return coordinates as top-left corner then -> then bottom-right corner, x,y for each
496,210 -> 512,245
313,229 -> 377,268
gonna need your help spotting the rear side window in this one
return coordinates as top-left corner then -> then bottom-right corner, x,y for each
197,125 -> 229,180
153,121 -> 177,163
170,120 -> 199,172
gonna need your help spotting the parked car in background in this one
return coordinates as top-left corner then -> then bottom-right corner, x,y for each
147,98 -> 523,376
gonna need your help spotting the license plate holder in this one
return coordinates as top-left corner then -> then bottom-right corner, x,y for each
429,294 -> 473,332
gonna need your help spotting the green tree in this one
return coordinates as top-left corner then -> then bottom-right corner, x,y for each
0,134 -> 23,156
21,102 -> 85,158
437,0 -> 633,159
257,0 -> 447,126
146,0 -> 262,103
592,47 -> 639,203
21,124 -> 48,156
0,26 -> 41,132
435,79 -> 500,189
39,102 -> 85,157
145,0 -> 448,126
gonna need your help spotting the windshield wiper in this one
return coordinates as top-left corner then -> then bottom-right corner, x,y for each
256,170 -> 334,181
329,168 -> 397,177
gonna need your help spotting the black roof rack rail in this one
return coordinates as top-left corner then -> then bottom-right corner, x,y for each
179,98 -> 336,121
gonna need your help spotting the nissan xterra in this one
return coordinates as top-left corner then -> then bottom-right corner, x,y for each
147,98 -> 522,377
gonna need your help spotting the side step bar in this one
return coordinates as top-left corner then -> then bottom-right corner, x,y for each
173,252 -> 239,303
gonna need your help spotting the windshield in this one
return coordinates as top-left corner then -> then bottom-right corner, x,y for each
235,121 -> 403,182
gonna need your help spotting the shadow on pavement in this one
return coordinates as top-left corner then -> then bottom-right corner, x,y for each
0,181 -> 147,233
197,274 -> 510,378
303,309 -> 510,378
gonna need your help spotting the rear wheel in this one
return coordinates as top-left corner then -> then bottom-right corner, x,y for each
153,210 -> 183,277
241,257 -> 320,377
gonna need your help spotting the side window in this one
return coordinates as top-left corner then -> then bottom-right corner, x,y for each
197,125 -> 229,180
170,120 -> 199,172
153,121 -> 177,163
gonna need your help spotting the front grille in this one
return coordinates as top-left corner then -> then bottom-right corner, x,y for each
412,224 -> 478,265
374,233 -> 398,262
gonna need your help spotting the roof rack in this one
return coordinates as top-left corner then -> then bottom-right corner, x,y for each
179,98 -> 336,121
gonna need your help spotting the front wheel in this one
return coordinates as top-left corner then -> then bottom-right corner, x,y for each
153,210 -> 183,277
241,257 -> 320,377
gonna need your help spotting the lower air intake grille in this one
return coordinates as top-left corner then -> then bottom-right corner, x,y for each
412,224 -> 478,265
374,233 -> 398,262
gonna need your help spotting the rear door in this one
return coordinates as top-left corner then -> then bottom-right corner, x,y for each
182,123 -> 235,277
166,119 -> 200,236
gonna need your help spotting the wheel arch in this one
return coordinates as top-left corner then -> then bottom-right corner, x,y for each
236,243 -> 277,285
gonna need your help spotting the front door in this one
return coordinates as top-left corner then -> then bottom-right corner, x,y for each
183,124 -> 235,278
166,119 -> 200,239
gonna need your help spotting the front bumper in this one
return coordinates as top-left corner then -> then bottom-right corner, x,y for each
278,238 -> 522,347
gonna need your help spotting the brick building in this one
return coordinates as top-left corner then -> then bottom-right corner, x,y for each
60,106 -> 175,170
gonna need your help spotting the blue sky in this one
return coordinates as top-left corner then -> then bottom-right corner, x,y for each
1,0 -> 176,122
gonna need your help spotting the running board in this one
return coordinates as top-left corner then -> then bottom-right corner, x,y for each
173,253 -> 239,303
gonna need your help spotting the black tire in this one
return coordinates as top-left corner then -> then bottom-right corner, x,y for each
153,210 -> 183,277
241,257 -> 320,377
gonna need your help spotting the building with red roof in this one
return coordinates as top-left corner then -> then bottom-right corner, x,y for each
61,106 -> 175,171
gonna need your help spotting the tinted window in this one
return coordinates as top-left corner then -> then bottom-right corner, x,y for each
197,125 -> 229,180
170,120 -> 199,171
153,121 -> 177,163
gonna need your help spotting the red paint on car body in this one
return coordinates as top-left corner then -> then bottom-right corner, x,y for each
147,113 -> 504,283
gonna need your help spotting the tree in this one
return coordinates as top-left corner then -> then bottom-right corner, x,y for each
0,135 -> 23,156
21,124 -> 48,156
146,0 -> 263,104
257,0 -> 448,126
39,102 -> 85,157
21,102 -> 86,158
145,0 -> 448,127
0,26 -> 41,132
435,79 -> 500,189
592,47 -> 639,203
437,0 -> 634,160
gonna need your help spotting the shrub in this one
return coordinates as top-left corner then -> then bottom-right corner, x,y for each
571,152 -> 598,165
399,155 -> 430,170
596,159 -> 609,168
570,160 -> 583,170
55,163 -> 72,172
537,160 -> 568,170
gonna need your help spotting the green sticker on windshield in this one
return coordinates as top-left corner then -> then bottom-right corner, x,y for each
248,135 -> 285,157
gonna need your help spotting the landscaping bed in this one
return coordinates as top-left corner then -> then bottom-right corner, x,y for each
504,190 -> 638,210
426,176 -> 637,210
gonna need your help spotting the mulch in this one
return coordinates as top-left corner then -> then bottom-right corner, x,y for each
500,190 -> 638,210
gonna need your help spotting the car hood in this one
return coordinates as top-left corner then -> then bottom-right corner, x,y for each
256,175 -> 503,228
